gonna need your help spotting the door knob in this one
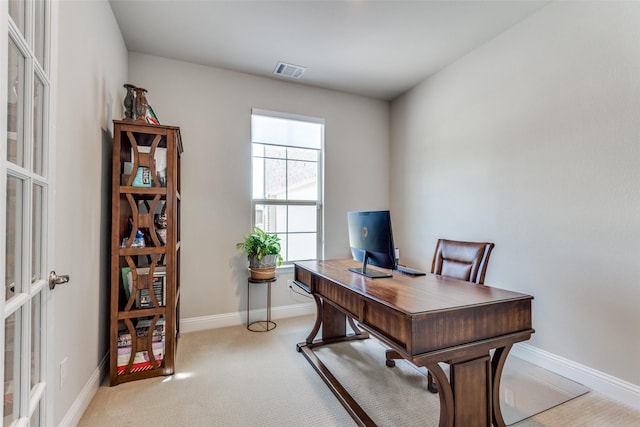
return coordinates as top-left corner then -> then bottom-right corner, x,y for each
49,271 -> 70,290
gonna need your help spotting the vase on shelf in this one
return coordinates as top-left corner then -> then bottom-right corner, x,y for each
123,84 -> 136,120
133,87 -> 148,122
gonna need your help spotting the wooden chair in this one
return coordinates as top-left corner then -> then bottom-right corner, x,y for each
385,238 -> 495,392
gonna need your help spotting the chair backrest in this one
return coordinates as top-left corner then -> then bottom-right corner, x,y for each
431,239 -> 495,284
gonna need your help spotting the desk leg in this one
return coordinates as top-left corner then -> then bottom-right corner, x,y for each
427,346 -> 511,427
321,301 -> 347,340
429,356 -> 492,427
491,345 -> 512,427
451,355 -> 492,427
297,295 -> 368,351
304,294 -> 323,345
428,363 -> 454,427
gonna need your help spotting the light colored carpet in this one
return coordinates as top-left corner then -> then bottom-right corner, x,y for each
313,337 -> 589,426
79,315 -> 640,426
314,339 -> 440,426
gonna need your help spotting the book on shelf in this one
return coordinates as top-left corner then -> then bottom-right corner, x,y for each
117,341 -> 164,374
131,166 -> 152,187
135,317 -> 165,329
121,266 -> 166,308
117,322 -> 165,348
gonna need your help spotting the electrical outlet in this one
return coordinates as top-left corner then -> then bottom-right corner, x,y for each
60,357 -> 68,389
504,386 -> 515,407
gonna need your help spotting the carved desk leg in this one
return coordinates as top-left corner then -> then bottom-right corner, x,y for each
347,317 -> 363,336
428,363 -> 454,427
428,350 -> 502,427
491,345 -> 513,427
319,299 -> 347,341
297,294 -> 368,352
305,294 -> 323,344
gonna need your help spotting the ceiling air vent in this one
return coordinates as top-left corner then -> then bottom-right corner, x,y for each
273,62 -> 306,79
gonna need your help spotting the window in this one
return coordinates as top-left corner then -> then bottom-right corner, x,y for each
251,109 -> 324,263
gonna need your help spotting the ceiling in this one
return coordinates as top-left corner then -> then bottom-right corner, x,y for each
109,0 -> 548,101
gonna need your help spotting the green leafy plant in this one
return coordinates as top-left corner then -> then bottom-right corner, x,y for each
236,227 -> 283,266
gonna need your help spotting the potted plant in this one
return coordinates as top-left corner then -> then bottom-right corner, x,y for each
236,227 -> 283,280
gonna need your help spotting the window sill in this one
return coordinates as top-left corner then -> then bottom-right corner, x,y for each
277,264 -> 294,273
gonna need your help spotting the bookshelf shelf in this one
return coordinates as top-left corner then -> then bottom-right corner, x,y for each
109,120 -> 183,385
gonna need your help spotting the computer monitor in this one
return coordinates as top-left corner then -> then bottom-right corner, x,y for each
347,210 -> 396,278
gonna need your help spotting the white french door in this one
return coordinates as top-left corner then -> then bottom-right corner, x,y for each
1,0 -> 55,426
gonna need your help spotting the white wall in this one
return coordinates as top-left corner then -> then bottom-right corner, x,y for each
390,1 -> 640,386
54,0 -> 127,424
128,53 -> 390,319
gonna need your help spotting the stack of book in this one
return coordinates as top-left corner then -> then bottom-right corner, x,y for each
117,318 -> 165,374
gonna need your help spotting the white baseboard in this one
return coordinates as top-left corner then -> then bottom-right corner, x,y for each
58,354 -> 108,427
180,302 -> 316,333
512,342 -> 640,411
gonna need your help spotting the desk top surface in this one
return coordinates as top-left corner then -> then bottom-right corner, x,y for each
295,259 -> 533,315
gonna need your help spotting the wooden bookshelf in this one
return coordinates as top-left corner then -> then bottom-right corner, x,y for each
109,120 -> 183,385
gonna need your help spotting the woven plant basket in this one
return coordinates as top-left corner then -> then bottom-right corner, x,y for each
249,254 -> 277,280
250,266 -> 276,280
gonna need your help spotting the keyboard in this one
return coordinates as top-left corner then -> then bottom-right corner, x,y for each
396,265 -> 426,276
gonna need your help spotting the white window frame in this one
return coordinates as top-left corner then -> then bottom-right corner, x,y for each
250,108 -> 324,264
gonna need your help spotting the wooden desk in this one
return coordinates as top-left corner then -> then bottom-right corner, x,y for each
294,259 -> 534,427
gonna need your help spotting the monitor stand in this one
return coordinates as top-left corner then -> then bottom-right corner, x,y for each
349,252 -> 392,278
349,267 -> 392,279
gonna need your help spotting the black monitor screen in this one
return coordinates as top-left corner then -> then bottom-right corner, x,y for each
347,210 -> 395,278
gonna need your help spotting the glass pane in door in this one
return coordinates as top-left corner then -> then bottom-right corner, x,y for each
31,294 -> 42,389
32,184 -> 43,283
4,309 -> 22,427
7,38 -> 25,167
8,0 -> 25,34
5,176 -> 24,299
30,403 -> 41,427
33,76 -> 45,176
34,0 -> 46,68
